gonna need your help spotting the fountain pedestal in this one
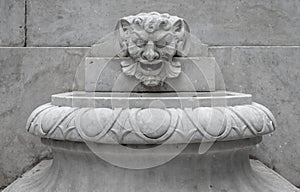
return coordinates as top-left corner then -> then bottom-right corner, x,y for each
4,137 -> 299,192
4,12 -> 299,192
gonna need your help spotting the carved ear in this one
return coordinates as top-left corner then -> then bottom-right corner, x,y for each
115,19 -> 131,57
119,19 -> 131,32
173,19 -> 183,32
173,19 -> 190,33
183,20 -> 190,33
174,19 -> 191,56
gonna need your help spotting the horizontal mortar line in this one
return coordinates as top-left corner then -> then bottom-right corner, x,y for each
209,45 -> 300,48
0,46 -> 91,49
1,45 -> 300,49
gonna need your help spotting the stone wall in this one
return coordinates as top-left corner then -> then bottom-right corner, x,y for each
0,0 -> 299,188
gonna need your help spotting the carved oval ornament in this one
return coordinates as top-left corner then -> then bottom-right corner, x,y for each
26,103 -> 276,144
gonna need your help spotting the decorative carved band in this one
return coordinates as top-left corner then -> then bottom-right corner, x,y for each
26,103 -> 276,144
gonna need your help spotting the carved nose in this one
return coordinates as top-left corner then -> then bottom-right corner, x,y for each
142,49 -> 159,61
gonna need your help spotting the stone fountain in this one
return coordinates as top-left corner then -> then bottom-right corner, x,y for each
4,12 -> 299,192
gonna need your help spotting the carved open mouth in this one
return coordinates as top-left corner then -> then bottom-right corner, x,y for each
139,62 -> 163,71
138,59 -> 163,72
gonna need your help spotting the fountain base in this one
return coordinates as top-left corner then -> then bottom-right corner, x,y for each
3,137 -> 299,192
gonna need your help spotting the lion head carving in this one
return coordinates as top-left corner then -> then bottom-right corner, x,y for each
116,12 -> 190,87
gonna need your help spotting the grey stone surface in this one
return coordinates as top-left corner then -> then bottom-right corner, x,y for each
0,0 -> 25,46
26,0 -> 300,46
3,159 -> 299,191
3,139 -> 300,192
26,103 -> 274,144
1,46 -> 300,188
0,47 -> 88,187
51,91 -> 252,108
210,46 -> 300,186
4,159 -> 299,192
115,12 -> 191,87
85,57 -> 216,92
90,33 -> 209,57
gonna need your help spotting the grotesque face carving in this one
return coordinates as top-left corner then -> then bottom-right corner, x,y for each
116,12 -> 190,87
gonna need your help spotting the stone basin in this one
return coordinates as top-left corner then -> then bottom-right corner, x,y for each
5,11 -> 299,192
26,91 -> 274,145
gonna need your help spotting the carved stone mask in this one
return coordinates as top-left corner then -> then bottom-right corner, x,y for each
116,12 -> 190,87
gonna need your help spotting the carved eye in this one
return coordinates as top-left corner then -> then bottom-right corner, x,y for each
155,40 -> 168,48
135,39 -> 146,47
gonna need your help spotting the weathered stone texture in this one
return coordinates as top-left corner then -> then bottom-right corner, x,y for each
1,46 -> 299,188
210,46 -> 300,186
0,0 -> 25,46
5,159 -> 299,192
26,0 -> 300,46
0,47 -> 89,187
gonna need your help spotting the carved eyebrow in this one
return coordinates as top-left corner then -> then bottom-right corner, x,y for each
155,33 -> 172,42
132,31 -> 147,40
